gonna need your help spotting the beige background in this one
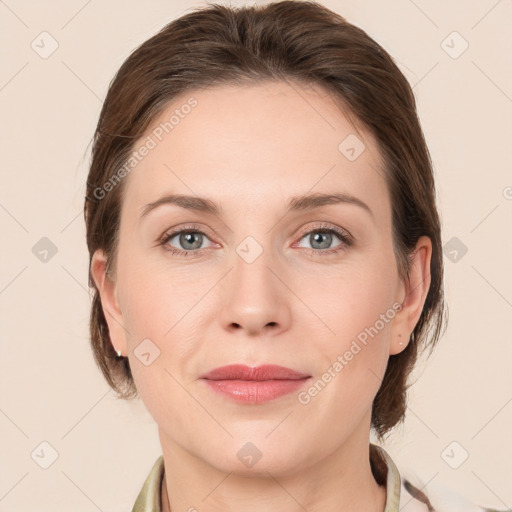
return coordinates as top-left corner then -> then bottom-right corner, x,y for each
1,0 -> 511,510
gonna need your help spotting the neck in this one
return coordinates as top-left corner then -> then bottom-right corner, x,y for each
159,429 -> 386,512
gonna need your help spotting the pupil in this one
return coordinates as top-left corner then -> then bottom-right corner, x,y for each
312,232 -> 331,249
182,232 -> 201,249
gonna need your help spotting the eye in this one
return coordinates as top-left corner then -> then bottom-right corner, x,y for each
295,224 -> 353,256
159,225 -> 213,256
158,223 -> 353,257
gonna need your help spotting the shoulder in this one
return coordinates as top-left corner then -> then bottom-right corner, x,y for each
131,455 -> 165,512
399,469 -> 508,512
372,444 -> 509,512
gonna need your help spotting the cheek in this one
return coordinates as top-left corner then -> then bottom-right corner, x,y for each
311,261 -> 397,387
302,256 -> 397,338
117,252 -> 192,337
116,261 -> 205,383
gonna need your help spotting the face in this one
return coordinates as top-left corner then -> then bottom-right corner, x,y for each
92,80 -> 430,476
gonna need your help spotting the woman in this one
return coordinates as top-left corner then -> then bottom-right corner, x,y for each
83,1 -> 500,510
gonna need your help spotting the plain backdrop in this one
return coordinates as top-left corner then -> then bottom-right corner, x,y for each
1,0 -> 511,510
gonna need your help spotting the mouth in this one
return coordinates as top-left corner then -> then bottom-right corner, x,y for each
199,364 -> 312,404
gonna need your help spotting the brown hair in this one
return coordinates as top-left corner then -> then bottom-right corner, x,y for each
84,0 -> 447,441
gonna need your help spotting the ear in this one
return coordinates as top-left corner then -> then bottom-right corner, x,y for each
389,236 -> 432,356
90,249 -> 129,356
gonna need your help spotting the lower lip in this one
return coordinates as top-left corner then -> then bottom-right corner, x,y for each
202,378 -> 311,404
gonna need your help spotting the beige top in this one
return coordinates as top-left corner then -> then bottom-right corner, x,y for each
131,443 -> 405,512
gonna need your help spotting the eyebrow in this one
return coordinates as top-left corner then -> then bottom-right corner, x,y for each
140,192 -> 374,220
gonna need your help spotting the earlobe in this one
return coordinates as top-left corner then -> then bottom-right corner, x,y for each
90,249 -> 128,356
389,236 -> 432,356
389,332 -> 407,356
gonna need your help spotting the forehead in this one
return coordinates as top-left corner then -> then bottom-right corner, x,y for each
120,80 -> 390,221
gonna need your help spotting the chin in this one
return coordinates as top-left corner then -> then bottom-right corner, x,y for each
204,445 -> 305,478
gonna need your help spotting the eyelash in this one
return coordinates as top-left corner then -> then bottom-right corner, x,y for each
158,223 -> 353,257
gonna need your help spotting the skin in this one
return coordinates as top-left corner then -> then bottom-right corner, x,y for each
91,80 -> 431,512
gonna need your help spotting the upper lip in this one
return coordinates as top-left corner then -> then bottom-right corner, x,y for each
200,364 -> 310,381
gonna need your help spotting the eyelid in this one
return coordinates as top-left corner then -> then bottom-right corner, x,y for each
295,222 -> 353,244
158,221 -> 353,255
159,222 -> 209,237
157,223 -> 217,247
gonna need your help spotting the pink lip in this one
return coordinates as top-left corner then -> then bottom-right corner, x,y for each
200,364 -> 311,404
200,364 -> 309,381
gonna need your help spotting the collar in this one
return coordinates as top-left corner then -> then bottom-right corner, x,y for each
131,442 -> 402,512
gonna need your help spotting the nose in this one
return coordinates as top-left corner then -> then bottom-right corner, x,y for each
220,250 -> 291,337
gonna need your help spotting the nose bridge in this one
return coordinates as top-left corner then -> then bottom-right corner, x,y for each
220,236 -> 289,334
233,239 -> 274,294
